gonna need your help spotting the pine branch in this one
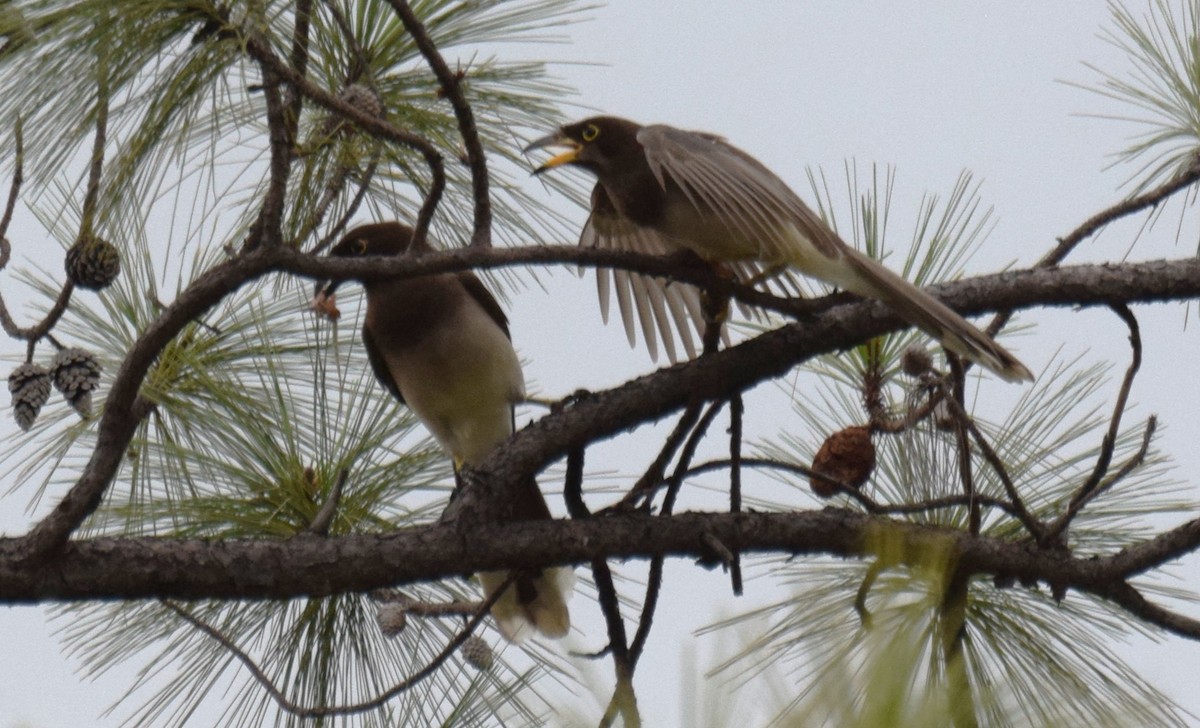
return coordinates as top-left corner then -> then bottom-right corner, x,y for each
5,509 -> 1200,645
20,249 -> 1200,561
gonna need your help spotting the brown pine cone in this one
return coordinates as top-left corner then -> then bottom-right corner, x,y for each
8,362 -> 51,430
461,635 -> 494,671
50,347 -> 101,418
65,234 -> 121,291
810,425 -> 876,498
376,604 -> 408,637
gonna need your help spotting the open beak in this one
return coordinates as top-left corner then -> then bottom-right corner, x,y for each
524,132 -> 581,175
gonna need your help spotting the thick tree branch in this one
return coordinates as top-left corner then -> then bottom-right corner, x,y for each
21,250 -> 1200,560
3,510 -> 1198,630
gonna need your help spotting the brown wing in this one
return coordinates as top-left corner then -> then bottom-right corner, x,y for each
362,323 -> 405,405
583,182 -> 704,363
637,124 -> 851,274
583,182 -> 808,363
637,125 -> 1032,382
457,271 -> 512,341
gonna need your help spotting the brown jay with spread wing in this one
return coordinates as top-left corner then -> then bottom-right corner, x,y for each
527,116 -> 1033,382
318,221 -> 571,641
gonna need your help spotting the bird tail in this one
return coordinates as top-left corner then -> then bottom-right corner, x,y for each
476,475 -> 573,641
838,247 -> 1033,383
479,566 -> 574,642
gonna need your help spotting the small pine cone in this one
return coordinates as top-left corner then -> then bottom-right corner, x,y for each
810,425 -> 875,498
8,362 -> 51,431
65,234 -> 121,291
322,83 -> 384,136
376,604 -> 408,637
461,635 -> 494,671
51,347 -> 102,418
901,345 -> 934,378
340,83 -> 383,119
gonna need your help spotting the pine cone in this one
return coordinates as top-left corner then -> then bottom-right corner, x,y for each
65,234 -> 121,291
340,83 -> 383,119
901,344 -> 934,378
461,635 -> 494,671
322,83 -> 384,137
8,362 -> 51,431
50,347 -> 101,418
810,425 -> 875,498
376,604 -> 408,637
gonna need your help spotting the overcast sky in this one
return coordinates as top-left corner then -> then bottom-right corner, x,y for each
3,3 -> 1199,726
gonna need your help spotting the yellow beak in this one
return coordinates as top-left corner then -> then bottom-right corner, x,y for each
525,133 -> 581,174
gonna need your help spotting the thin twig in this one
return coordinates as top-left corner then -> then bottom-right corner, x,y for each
241,35 -> 445,246
946,357 -> 980,535
1092,416 -> 1156,499
0,118 -> 24,339
312,156 -> 381,254
935,378 -> 1046,540
727,393 -> 744,596
986,151 -> 1200,339
564,446 -> 588,518
385,0 -> 492,248
21,280 -> 75,362
590,555 -> 638,727
80,44 -> 109,233
661,400 -> 725,516
1095,581 -> 1200,642
627,555 -> 662,667
248,62 -> 292,249
161,574 -> 514,718
681,457 -> 1028,520
283,0 -> 313,145
321,0 -> 375,90
305,468 -> 347,535
1043,156 -> 1200,269
615,402 -> 705,511
855,559 -> 883,627
1043,304 -> 1143,545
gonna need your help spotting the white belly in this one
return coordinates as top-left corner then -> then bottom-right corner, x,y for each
385,307 -> 524,467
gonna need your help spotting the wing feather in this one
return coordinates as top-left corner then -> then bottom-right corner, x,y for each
582,182 -> 715,363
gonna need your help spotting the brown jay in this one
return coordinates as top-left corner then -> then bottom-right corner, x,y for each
527,116 -> 1033,382
318,222 -> 571,641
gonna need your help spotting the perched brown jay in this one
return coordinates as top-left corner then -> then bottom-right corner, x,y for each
527,116 -> 1033,382
317,222 -> 571,641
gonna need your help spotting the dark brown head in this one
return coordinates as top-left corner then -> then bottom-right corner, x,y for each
525,116 -> 645,178
320,222 -> 429,297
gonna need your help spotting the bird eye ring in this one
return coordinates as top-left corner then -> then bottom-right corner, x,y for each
353,238 -> 368,254
581,124 -> 600,142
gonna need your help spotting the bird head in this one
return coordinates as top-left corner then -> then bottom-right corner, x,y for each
315,222 -> 424,306
525,116 -> 644,177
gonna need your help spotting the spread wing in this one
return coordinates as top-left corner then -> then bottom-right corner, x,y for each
636,126 -> 1033,382
583,183 -> 708,363
582,181 -> 804,364
637,124 -> 846,266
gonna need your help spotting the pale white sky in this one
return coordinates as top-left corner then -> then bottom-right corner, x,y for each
3,3 -> 1199,726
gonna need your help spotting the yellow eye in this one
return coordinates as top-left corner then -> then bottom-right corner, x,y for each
581,123 -> 600,142
353,238 -> 368,255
